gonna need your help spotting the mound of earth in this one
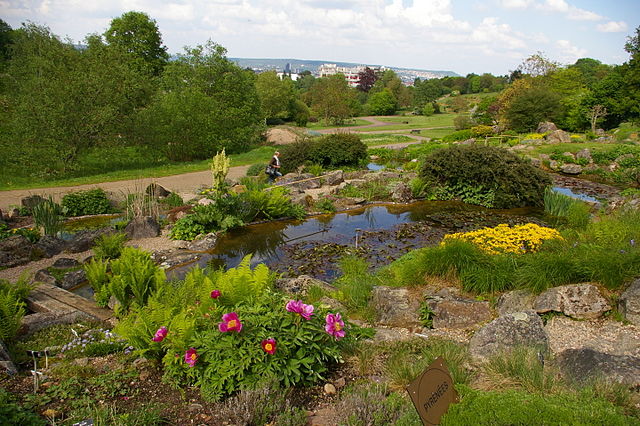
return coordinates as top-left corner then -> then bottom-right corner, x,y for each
265,127 -> 299,145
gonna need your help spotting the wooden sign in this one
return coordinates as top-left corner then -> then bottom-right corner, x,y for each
406,356 -> 459,425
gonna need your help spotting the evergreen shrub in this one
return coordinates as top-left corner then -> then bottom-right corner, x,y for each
62,189 -> 112,217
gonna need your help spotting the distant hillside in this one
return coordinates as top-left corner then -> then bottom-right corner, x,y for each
229,57 -> 459,82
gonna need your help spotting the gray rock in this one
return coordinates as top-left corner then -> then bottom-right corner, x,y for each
34,269 -> 58,286
19,311 -> 90,336
275,275 -> 335,296
431,300 -> 492,329
322,170 -> 344,186
363,171 -> 402,183
549,160 -> 560,170
555,348 -> 640,387
560,164 -> 583,175
59,269 -> 87,290
125,216 -> 160,239
318,297 -> 346,312
469,311 -> 548,361
529,157 -> 542,168
546,129 -> 571,144
497,290 -> 536,316
619,278 -> 640,326
7,208 -> 21,219
534,283 -> 611,320
372,327 -> 414,342
52,257 -> 81,269
536,122 -> 558,133
34,235 -> 66,258
21,195 -> 44,211
0,235 -> 36,268
390,182 -> 413,203
324,383 -> 337,395
0,340 -> 17,375
458,138 -> 476,145
145,183 -> 171,198
289,192 -> 313,207
66,228 -> 115,253
197,198 -> 214,206
372,286 -> 421,327
186,233 -> 218,251
133,357 -> 150,368
576,148 -> 592,162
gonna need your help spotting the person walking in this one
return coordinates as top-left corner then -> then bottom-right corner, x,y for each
267,151 -> 282,182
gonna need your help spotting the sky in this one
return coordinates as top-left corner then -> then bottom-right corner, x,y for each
2,0 -> 638,75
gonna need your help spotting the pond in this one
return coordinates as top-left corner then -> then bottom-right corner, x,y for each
167,201 -> 545,282
552,186 -> 598,203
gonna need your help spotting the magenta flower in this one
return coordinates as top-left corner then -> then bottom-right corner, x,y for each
152,326 -> 168,342
285,300 -> 314,320
325,313 -> 346,340
261,338 -> 277,355
210,289 -> 221,299
219,312 -> 243,332
184,347 -> 198,367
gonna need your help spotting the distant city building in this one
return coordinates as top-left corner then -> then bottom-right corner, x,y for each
277,72 -> 299,81
317,63 -> 385,88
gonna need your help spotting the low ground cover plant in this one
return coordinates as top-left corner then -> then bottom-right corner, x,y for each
0,223 -> 40,243
61,188 -> 113,217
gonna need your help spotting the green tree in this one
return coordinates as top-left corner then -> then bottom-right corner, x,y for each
0,19 -> 12,69
142,41 -> 262,160
255,71 -> 296,122
366,88 -> 397,115
104,11 -> 168,76
504,85 -> 562,132
309,74 -> 357,124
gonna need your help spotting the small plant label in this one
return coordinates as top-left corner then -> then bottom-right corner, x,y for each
406,356 -> 459,425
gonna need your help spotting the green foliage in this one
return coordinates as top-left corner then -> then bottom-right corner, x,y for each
310,74 -> 358,124
544,187 -> 592,229
255,71 -> 296,121
366,88 -> 397,115
441,385 -> 636,425
93,232 -> 128,261
307,133 -> 368,169
0,275 -> 34,341
61,188 -> 112,217
420,145 -> 551,208
247,162 -> 267,176
334,256 -> 377,312
161,192 -> 184,209
0,223 -> 40,243
315,198 -> 336,213
442,129 -> 473,142
32,197 -> 63,235
504,85 -> 563,133
427,182 -> 496,208
0,388 -> 46,425
453,114 -> 474,130
170,202 -> 244,241
210,149 -> 230,196
484,347 -> 558,394
84,258 -> 111,307
336,383 -> 420,426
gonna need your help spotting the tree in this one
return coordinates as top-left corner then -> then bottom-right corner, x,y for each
104,11 -> 168,76
504,85 -> 562,132
366,88 -> 397,115
587,105 -> 608,133
357,67 -> 377,92
309,74 -> 356,124
255,71 -> 296,122
0,19 -> 12,68
517,51 -> 559,77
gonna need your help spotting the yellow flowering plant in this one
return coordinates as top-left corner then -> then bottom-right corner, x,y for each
443,223 -> 563,255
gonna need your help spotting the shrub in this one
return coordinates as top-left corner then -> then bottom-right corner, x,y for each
32,197 -> 63,236
278,139 -> 312,174
419,145 -> 551,208
471,125 -> 494,137
334,383 -> 420,426
315,198 -> 336,213
92,232 -> 128,261
308,133 -> 368,168
0,276 -> 34,341
453,115 -> 474,130
161,192 -> 184,209
246,162 -> 266,176
427,182 -> 496,208
442,129 -> 473,142
0,223 -> 40,243
61,189 -> 112,217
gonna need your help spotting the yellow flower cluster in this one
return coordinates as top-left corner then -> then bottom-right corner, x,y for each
443,223 -> 563,255
523,133 -> 545,140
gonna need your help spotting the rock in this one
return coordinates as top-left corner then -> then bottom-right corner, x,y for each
59,269 -> 87,290
280,173 -> 321,191
275,275 -> 335,296
372,327 -> 414,342
7,208 -> 21,219
344,170 -> 371,180
125,216 -> 160,239
469,311 -> 548,361
390,182 -> 413,203
322,170 -> 344,186
34,269 -> 58,286
0,340 -> 17,375
431,300 -> 492,330
546,129 -> 571,144
363,171 -> 401,183
21,195 -> 44,211
595,129 -> 606,136
66,228 -> 115,253
323,383 -> 337,395
139,370 -> 151,381
619,278 -> 640,326
458,138 -> 476,145
562,152 -> 575,160
230,184 -> 247,194
197,198 -> 214,206
318,297 -> 346,312
534,283 -> 610,320
372,286 -> 421,327
614,154 -> 635,165
529,157 -> 542,168
187,233 -> 218,251
497,290 -> 536,316
133,357 -> 150,369
19,311 -> 89,336
536,122 -> 558,133
188,403 -> 203,412
74,357 -> 90,366
167,205 -> 193,223
576,148 -> 592,162
0,235 -> 37,268
145,183 -> 171,198
34,236 -> 66,258
334,377 -> 346,388
555,348 -> 640,387
560,164 -> 582,175
289,192 -> 313,207
52,257 -> 81,269
548,160 -> 560,171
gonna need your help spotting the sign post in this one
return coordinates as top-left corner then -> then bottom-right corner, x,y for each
406,356 -> 459,425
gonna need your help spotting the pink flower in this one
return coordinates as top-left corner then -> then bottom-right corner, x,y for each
210,289 -> 221,299
285,300 -> 314,320
184,348 -> 198,367
261,338 -> 277,355
218,312 -> 243,333
152,326 -> 168,342
325,313 -> 346,340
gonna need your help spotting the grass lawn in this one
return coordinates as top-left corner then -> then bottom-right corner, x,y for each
420,128 -> 457,139
305,118 -> 371,130
372,113 -> 456,127
358,134 -> 414,146
0,146 -> 274,191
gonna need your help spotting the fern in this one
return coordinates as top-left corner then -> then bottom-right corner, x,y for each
84,259 -> 110,307
0,275 -> 34,341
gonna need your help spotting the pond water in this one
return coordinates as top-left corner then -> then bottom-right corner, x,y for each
167,201 -> 544,282
552,186 -> 598,203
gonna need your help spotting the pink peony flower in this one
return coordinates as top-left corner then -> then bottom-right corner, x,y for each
152,326 -> 168,342
261,338 -> 277,355
184,347 -> 198,367
285,300 -> 314,320
218,312 -> 243,333
325,313 -> 346,340
210,289 -> 221,299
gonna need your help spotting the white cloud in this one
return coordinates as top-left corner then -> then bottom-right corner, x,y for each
597,21 -> 628,33
500,0 -> 534,9
538,0 -> 569,12
556,39 -> 587,62
566,8 -> 601,21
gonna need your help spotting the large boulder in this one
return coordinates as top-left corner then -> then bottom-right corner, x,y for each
545,129 -> 571,144
280,173 -> 321,191
187,233 -> 218,251
372,286 -> 421,327
34,269 -> 58,286
560,164 -> 583,175
536,122 -> 558,133
497,290 -> 536,316
431,299 -> 492,330
52,257 -> 81,269
618,278 -> 640,326
145,183 -> 171,198
533,283 -> 610,320
0,235 -> 37,268
390,182 -> 413,203
322,170 -> 344,186
21,195 -> 44,211
125,216 -> 160,239
34,235 -> 66,258
469,311 -> 548,361
275,275 -> 335,296
59,269 -> 87,291
555,348 -> 640,387
576,148 -> 592,162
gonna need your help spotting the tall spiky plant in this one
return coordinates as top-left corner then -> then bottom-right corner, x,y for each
211,149 -> 230,196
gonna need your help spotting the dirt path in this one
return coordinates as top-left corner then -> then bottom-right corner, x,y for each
0,165 -> 251,211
